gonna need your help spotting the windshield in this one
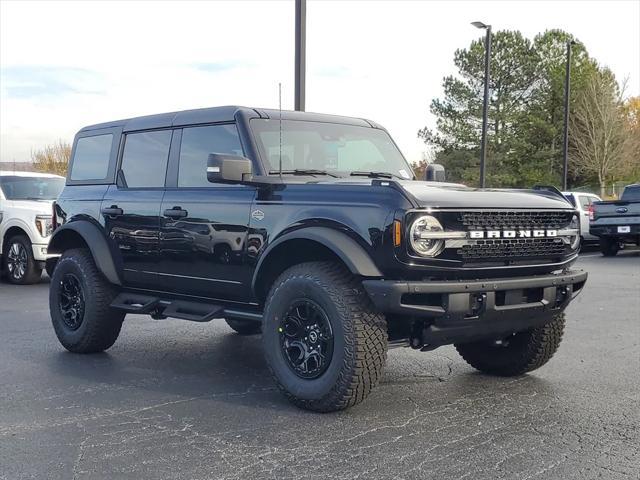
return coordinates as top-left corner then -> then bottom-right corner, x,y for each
250,119 -> 413,179
0,175 -> 65,200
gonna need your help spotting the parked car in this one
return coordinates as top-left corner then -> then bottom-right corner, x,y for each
0,171 -> 65,284
47,106 -> 587,412
590,183 -> 640,256
561,191 -> 602,244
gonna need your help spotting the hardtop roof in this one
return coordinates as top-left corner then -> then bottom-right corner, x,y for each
78,106 -> 379,133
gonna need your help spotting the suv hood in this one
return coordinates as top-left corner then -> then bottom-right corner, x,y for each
399,181 -> 573,210
8,199 -> 54,214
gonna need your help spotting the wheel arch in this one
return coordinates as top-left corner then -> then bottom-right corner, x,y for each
251,227 -> 383,303
2,225 -> 31,252
48,222 -> 121,285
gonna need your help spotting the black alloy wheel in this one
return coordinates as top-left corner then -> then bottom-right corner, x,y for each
279,299 -> 334,379
58,273 -> 86,331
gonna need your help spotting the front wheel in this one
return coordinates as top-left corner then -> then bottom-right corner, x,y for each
455,313 -> 565,376
3,235 -> 42,284
262,261 -> 387,412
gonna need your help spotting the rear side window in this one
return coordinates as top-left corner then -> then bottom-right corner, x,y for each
178,124 -> 243,187
70,134 -> 113,181
120,130 -> 172,188
622,185 -> 640,202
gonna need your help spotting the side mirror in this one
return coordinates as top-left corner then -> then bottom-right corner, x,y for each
425,163 -> 446,182
207,153 -> 252,184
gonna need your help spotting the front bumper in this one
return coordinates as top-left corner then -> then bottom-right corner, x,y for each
32,243 -> 49,262
363,269 -> 587,347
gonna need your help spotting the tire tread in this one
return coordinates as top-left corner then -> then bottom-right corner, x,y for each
50,248 -> 124,353
455,313 -> 565,376
265,261 -> 387,412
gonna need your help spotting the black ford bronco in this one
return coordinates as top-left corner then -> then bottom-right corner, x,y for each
48,106 -> 587,412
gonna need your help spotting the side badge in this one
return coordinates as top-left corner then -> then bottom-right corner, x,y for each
251,209 -> 265,221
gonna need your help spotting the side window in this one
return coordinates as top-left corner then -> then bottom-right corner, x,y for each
578,195 -> 591,210
178,124 -> 243,187
70,134 -> 113,181
120,130 -> 172,188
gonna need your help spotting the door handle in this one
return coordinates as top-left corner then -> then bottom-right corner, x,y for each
164,207 -> 188,219
101,206 -> 123,216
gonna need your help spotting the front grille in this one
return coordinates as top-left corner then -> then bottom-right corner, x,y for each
459,238 -> 567,260
459,211 -> 573,229
433,210 -> 575,264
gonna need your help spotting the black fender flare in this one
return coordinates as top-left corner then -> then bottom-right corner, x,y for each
251,226 -> 383,294
48,222 -> 121,285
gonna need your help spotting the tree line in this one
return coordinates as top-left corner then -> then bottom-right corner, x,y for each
29,30 -> 639,197
417,29 -> 639,195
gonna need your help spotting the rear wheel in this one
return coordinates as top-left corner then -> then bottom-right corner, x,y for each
50,248 -> 124,353
262,261 -> 387,412
225,318 -> 261,335
455,313 -> 565,376
3,235 -> 42,284
600,237 -> 619,256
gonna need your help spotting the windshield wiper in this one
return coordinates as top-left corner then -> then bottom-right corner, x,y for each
269,169 -> 340,178
350,171 -> 402,180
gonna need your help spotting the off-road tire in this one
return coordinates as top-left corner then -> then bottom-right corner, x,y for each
225,318 -> 261,335
50,248 -> 124,353
455,313 -> 565,376
600,238 -> 619,257
262,261 -> 387,412
3,235 -> 42,284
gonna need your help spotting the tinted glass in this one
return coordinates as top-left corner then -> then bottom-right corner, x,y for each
622,185 -> 640,201
178,124 -> 243,187
70,134 -> 113,180
0,176 -> 65,200
121,130 -> 172,187
250,119 -> 412,179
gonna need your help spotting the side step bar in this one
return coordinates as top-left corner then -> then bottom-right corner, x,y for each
110,293 -> 259,323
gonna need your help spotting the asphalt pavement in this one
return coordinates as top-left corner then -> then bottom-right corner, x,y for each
0,250 -> 638,480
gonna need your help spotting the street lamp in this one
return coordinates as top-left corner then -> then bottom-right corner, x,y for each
294,0 -> 306,111
562,40 -> 576,191
472,21 -> 491,188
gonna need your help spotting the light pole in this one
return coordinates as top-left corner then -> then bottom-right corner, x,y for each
562,40 -> 576,191
472,21 -> 491,188
294,0 -> 306,111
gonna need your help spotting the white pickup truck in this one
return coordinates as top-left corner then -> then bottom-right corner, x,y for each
0,171 -> 65,284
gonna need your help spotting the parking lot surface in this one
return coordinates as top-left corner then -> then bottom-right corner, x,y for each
1,250 -> 638,480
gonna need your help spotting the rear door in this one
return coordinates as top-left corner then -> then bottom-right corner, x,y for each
158,124 -> 256,302
101,129 -> 172,289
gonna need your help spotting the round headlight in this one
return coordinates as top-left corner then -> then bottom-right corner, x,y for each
569,214 -> 580,250
409,215 -> 445,257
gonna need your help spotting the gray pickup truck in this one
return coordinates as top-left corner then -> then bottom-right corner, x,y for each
590,184 -> 640,256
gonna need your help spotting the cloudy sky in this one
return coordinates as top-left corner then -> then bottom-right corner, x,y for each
1,0 -> 639,164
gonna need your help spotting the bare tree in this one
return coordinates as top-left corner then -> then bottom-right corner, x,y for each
31,140 -> 71,176
569,71 -> 629,197
411,151 -> 435,180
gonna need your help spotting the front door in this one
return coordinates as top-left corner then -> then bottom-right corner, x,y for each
158,124 -> 256,302
101,129 -> 173,289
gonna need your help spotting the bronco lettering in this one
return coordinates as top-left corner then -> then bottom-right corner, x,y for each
469,229 -> 558,239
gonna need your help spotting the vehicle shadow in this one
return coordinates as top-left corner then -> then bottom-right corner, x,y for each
46,324 -> 559,415
47,326 -> 289,411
